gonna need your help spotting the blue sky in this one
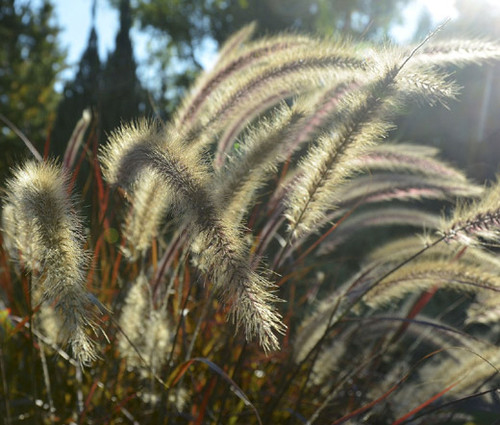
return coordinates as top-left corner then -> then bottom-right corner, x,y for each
53,0 -> 119,82
51,0 -> 459,86
52,0 -> 218,90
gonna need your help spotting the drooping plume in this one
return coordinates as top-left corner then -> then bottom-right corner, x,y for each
101,120 -> 285,351
2,161 -> 98,365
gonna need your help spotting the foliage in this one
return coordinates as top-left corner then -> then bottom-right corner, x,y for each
50,22 -> 101,156
124,0 -> 413,112
0,0 -> 65,179
206,0 -> 409,42
51,0 -> 147,155
100,0 -> 146,137
2,26 -> 500,424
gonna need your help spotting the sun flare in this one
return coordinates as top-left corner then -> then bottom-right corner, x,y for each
421,0 -> 458,22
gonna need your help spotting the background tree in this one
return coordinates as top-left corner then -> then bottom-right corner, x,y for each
50,1 -> 102,155
208,0 -> 409,42
101,0 -> 146,136
123,0 -> 214,116
0,0 -> 64,179
51,0 -> 147,156
126,0 -> 412,114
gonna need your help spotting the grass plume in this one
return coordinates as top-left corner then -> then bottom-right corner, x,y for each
442,178 -> 500,245
2,161 -> 98,365
101,120 -> 285,351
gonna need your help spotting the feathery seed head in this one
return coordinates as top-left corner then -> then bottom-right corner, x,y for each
103,118 -> 286,351
414,39 -> 500,67
118,274 -> 149,368
100,32 -> 500,359
2,161 -> 99,365
367,260 -> 500,309
100,119 -> 162,188
121,171 -> 173,260
393,345 -> 500,416
143,309 -> 172,375
442,178 -> 500,245
3,161 -> 75,270
118,274 -> 172,375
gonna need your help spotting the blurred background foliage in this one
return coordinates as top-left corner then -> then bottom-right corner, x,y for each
0,0 -> 64,181
127,0 -> 411,113
1,0 -> 500,185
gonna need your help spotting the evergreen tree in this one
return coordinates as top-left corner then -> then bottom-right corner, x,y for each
0,0 -> 64,176
51,0 -> 146,156
51,0 -> 102,155
101,0 -> 145,136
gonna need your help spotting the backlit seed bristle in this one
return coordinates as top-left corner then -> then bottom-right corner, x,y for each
118,274 -> 149,368
101,119 -> 285,351
3,161 -> 98,365
121,171 -> 173,260
442,178 -> 500,245
118,274 -> 172,376
366,260 -> 500,309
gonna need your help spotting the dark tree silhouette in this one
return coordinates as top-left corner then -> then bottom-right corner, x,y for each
51,0 -> 102,156
51,0 -> 147,157
101,0 -> 146,137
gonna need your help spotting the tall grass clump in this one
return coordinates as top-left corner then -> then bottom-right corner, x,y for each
2,24 -> 500,424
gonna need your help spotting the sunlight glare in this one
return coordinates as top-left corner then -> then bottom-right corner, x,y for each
421,0 -> 458,22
